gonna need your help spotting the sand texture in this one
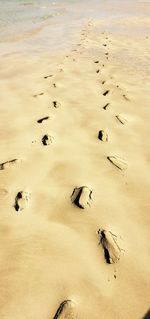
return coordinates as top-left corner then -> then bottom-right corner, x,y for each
0,16 -> 150,319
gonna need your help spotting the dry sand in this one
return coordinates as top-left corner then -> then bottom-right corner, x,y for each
0,13 -> 150,319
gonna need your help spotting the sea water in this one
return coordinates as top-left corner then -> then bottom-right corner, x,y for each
0,0 -> 149,57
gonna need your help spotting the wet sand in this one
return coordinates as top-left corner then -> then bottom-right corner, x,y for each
0,3 -> 150,319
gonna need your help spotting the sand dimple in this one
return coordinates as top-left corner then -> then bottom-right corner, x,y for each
107,156 -> 127,170
116,115 -> 127,125
98,229 -> 121,264
41,134 -> 54,146
0,159 -> 20,170
71,186 -> 92,209
98,130 -> 108,142
53,300 -> 75,319
14,191 -> 30,212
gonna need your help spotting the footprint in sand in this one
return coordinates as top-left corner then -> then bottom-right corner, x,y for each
123,94 -> 130,101
37,116 -> 49,124
53,300 -> 75,319
71,186 -> 92,209
101,80 -> 106,85
14,191 -> 30,212
107,156 -> 127,170
98,130 -> 108,142
103,90 -> 110,96
116,115 -> 127,125
96,69 -> 100,73
98,229 -> 121,264
0,159 -> 20,170
41,134 -> 54,146
53,101 -> 61,108
33,92 -> 44,98
44,75 -> 53,79
103,103 -> 110,110
94,61 -> 99,64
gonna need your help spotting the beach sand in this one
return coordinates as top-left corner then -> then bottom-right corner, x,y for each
0,5 -> 150,319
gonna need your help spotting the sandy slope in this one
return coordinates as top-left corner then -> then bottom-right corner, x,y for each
0,18 -> 150,319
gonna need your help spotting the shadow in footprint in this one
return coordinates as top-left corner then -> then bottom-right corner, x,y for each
107,156 -> 127,170
123,94 -> 130,101
41,134 -> 54,146
53,101 -> 61,108
53,300 -> 75,319
142,310 -> 150,319
116,115 -> 127,125
103,90 -> 109,96
103,103 -> 110,110
44,75 -> 53,79
98,130 -> 108,142
33,92 -> 44,98
98,229 -> 122,264
0,159 -> 20,170
37,116 -> 49,124
14,191 -> 29,212
71,186 -> 92,209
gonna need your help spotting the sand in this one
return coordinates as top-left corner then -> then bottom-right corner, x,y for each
0,10 -> 150,319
